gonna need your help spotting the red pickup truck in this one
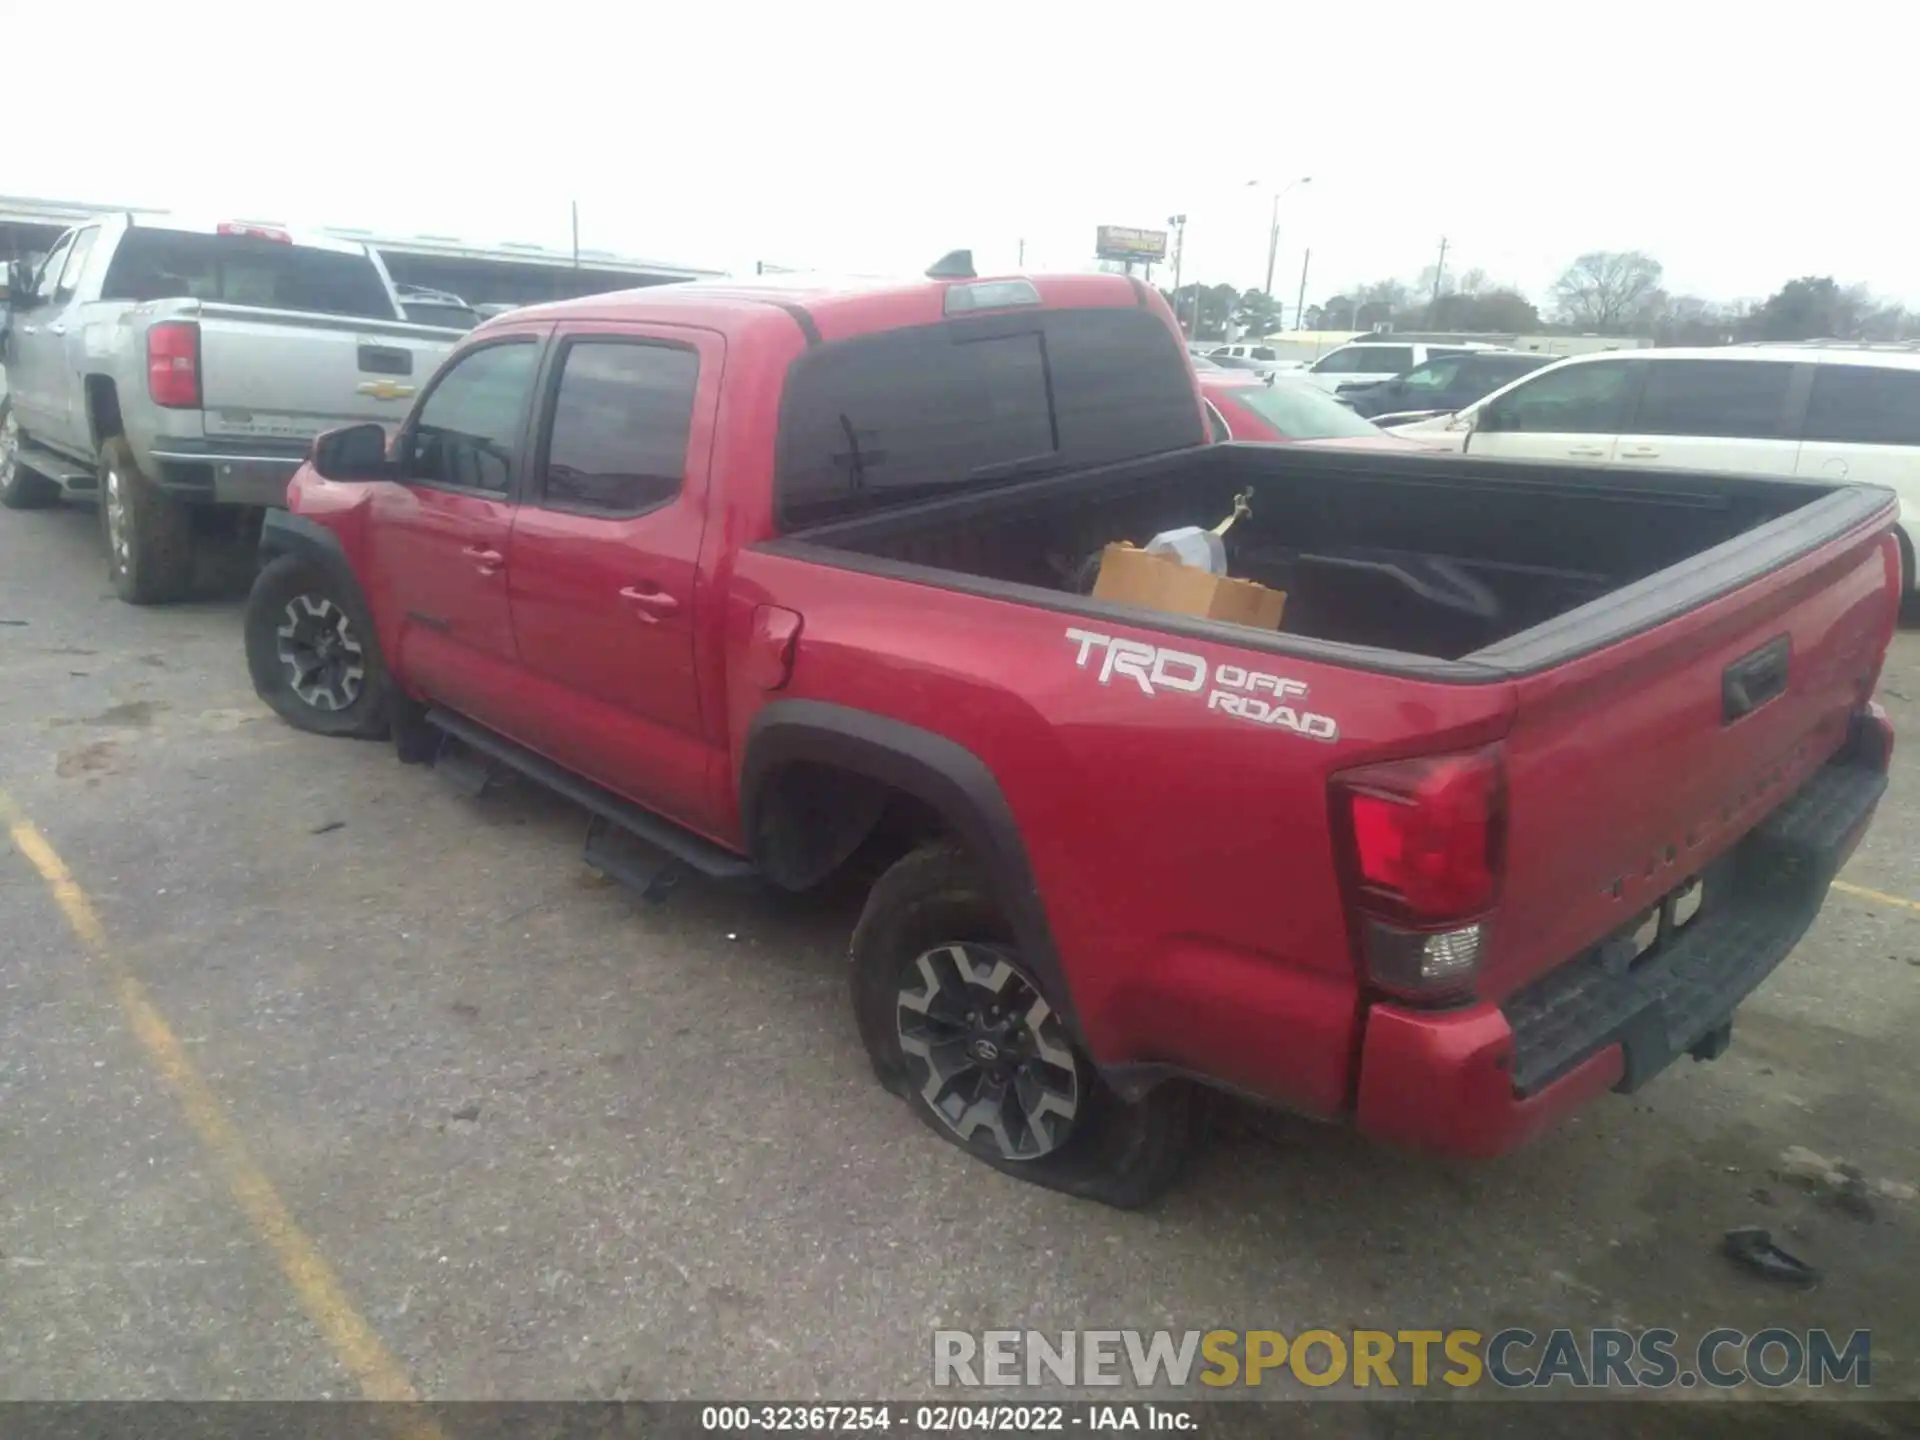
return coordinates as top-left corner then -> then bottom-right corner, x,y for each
244,260 -> 1899,1207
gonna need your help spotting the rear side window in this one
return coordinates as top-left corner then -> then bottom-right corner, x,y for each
1804,365 -> 1920,447
1630,359 -> 1794,439
538,340 -> 699,516
403,302 -> 481,330
777,307 -> 1199,526
100,228 -> 397,319
1402,355 -> 1468,391
1359,346 -> 1414,373
54,228 -> 99,299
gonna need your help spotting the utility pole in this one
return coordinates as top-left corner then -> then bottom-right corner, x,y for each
570,201 -> 580,269
1017,237 -> 1025,267
1428,236 -> 1448,320
1294,248 -> 1311,332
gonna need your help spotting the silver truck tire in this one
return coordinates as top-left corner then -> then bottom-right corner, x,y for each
99,437 -> 194,604
0,399 -> 60,510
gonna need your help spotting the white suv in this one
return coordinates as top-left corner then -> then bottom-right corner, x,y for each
1393,344 -> 1920,590
1297,340 -> 1504,394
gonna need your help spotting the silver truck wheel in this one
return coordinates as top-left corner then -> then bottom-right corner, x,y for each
0,401 -> 60,510
102,461 -> 130,568
98,437 -> 194,604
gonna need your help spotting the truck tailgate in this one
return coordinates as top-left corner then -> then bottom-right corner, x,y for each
1480,493 -> 1899,1027
191,303 -> 459,445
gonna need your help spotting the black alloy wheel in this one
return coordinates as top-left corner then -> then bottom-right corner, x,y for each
894,941 -> 1081,1161
276,591 -> 367,714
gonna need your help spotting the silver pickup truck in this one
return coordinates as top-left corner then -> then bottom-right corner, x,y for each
0,214 -> 460,602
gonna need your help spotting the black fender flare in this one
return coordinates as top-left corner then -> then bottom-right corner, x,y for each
740,700 -> 1079,1040
258,509 -> 361,592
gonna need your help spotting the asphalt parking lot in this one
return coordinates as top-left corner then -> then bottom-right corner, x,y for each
2,498 -> 1918,1408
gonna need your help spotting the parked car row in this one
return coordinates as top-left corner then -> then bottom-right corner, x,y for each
205,262 -> 1898,1208
1388,345 -> 1920,593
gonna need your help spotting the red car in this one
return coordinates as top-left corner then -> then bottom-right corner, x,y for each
244,261 -> 1897,1207
1201,369 -> 1436,450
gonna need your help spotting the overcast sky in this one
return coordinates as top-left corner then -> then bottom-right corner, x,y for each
11,2 -> 1914,311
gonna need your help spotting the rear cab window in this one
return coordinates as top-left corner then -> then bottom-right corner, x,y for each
100,228 -> 398,320
776,307 -> 1200,527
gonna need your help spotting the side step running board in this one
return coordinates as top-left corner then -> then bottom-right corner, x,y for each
18,441 -> 96,490
424,707 -> 756,882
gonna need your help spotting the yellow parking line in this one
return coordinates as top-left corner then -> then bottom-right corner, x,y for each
2,790 -> 437,1418
1831,878 -> 1920,914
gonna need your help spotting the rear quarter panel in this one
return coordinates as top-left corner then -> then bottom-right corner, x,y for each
723,549 -> 1518,1115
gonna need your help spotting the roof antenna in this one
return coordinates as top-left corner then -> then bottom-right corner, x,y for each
926,249 -> 976,280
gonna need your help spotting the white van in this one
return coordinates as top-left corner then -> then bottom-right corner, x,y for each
1391,344 -> 1920,590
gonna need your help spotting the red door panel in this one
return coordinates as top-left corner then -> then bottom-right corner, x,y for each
505,323 -> 724,832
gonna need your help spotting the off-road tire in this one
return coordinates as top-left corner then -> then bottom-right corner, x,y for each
851,840 -> 1195,1208
99,437 -> 194,603
0,398 -> 60,510
244,552 -> 392,739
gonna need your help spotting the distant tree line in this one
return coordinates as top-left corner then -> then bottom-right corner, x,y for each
1164,250 -> 1920,346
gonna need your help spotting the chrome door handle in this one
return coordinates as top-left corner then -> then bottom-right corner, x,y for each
461,545 -> 504,574
619,585 -> 679,622
1568,445 -> 1608,458
1619,446 -> 1660,459
18,324 -> 35,335
47,323 -> 66,336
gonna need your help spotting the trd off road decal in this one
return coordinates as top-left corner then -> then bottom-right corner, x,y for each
1064,629 -> 1339,742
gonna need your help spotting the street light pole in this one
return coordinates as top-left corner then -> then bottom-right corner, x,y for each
1254,175 -> 1311,324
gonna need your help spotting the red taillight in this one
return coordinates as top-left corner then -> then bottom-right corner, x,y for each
1333,745 -> 1506,1003
1346,750 -> 1503,916
146,321 -> 201,409
217,221 -> 291,243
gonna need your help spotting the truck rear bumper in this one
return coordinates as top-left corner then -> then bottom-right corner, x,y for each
1354,708 -> 1890,1160
148,446 -> 304,508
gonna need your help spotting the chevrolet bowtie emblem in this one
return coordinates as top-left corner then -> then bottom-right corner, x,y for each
357,380 -> 416,402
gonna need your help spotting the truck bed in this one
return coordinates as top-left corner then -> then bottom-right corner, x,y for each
776,442 -> 1866,668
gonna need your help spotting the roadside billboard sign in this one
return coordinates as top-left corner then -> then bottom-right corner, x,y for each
1095,226 -> 1168,263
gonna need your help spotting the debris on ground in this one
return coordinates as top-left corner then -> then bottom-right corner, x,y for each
1779,1145 -> 1912,1215
1722,1226 -> 1821,1287
1778,1145 -> 1832,1182
1823,1165 -> 1878,1223
310,820 -> 345,835
451,1102 -> 482,1123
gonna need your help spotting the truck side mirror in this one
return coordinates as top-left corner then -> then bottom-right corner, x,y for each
311,422 -> 392,481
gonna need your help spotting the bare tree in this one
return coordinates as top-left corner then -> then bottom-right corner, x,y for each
1550,251 -> 1667,331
